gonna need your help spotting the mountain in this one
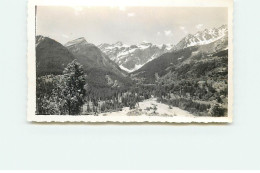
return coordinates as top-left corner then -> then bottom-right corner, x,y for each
132,32 -> 228,84
98,41 -> 174,73
174,25 -> 228,50
131,27 -> 229,116
64,37 -> 132,90
36,35 -> 75,76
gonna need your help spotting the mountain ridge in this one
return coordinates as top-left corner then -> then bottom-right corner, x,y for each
132,25 -> 229,84
35,35 -> 75,76
64,37 -> 132,89
98,41 -> 174,73
174,25 -> 228,50
98,25 -> 227,73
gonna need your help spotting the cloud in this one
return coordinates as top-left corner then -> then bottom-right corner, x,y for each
179,26 -> 188,34
164,30 -> 173,36
157,32 -> 161,36
196,24 -> 204,29
127,13 -> 135,17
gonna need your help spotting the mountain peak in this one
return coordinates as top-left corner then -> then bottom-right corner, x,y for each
36,35 -> 46,46
64,37 -> 87,47
219,24 -> 227,29
98,41 -> 174,73
141,40 -> 149,43
113,41 -> 123,46
175,24 -> 228,50
35,35 -> 75,76
139,41 -> 151,45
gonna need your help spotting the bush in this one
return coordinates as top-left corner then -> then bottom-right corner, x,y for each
209,104 -> 226,117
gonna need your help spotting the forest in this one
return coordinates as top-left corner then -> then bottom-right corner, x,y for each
36,60 -> 155,115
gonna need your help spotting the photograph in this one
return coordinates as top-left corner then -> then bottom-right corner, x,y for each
27,0 -> 233,122
4,0 -> 260,171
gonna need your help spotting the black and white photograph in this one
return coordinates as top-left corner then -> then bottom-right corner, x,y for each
5,0 -> 260,170
27,0 -> 233,122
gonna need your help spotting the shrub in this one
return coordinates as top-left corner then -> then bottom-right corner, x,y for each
209,104 -> 226,117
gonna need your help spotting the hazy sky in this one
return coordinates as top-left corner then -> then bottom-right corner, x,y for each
36,6 -> 228,45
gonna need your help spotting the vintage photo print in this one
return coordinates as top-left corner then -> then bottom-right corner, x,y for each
27,0 -> 233,123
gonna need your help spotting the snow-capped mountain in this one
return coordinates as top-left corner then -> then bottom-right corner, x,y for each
174,25 -> 228,50
98,41 -> 174,73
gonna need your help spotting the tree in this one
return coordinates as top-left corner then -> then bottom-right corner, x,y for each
87,103 -> 91,112
58,60 -> 86,115
36,76 -> 60,115
209,103 -> 225,117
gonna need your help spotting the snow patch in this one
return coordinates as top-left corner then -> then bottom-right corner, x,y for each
119,64 -> 144,73
119,65 -> 132,73
98,98 -> 195,117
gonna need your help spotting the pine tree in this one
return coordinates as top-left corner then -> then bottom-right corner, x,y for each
58,60 -> 86,115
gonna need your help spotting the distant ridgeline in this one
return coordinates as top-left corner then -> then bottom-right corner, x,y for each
35,24 -> 228,116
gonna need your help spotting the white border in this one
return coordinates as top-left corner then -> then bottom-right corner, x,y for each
27,0 -> 233,123
1,171 -> 260,173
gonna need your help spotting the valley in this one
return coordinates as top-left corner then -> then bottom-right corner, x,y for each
98,41 -> 174,72
87,98 -> 195,118
35,25 -> 228,117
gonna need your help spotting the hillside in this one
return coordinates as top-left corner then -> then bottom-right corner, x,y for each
132,33 -> 228,84
36,35 -> 75,76
131,33 -> 229,116
64,38 -> 133,95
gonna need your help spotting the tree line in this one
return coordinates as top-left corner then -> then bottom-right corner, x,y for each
36,60 -> 86,115
36,60 -> 156,115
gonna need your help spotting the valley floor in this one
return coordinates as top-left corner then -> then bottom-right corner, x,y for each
97,98 -> 196,118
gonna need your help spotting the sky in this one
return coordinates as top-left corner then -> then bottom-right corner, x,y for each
36,6 -> 228,45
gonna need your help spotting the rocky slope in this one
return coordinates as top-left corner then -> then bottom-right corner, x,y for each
98,41 -> 174,72
174,25 -> 228,50
132,32 -> 228,83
